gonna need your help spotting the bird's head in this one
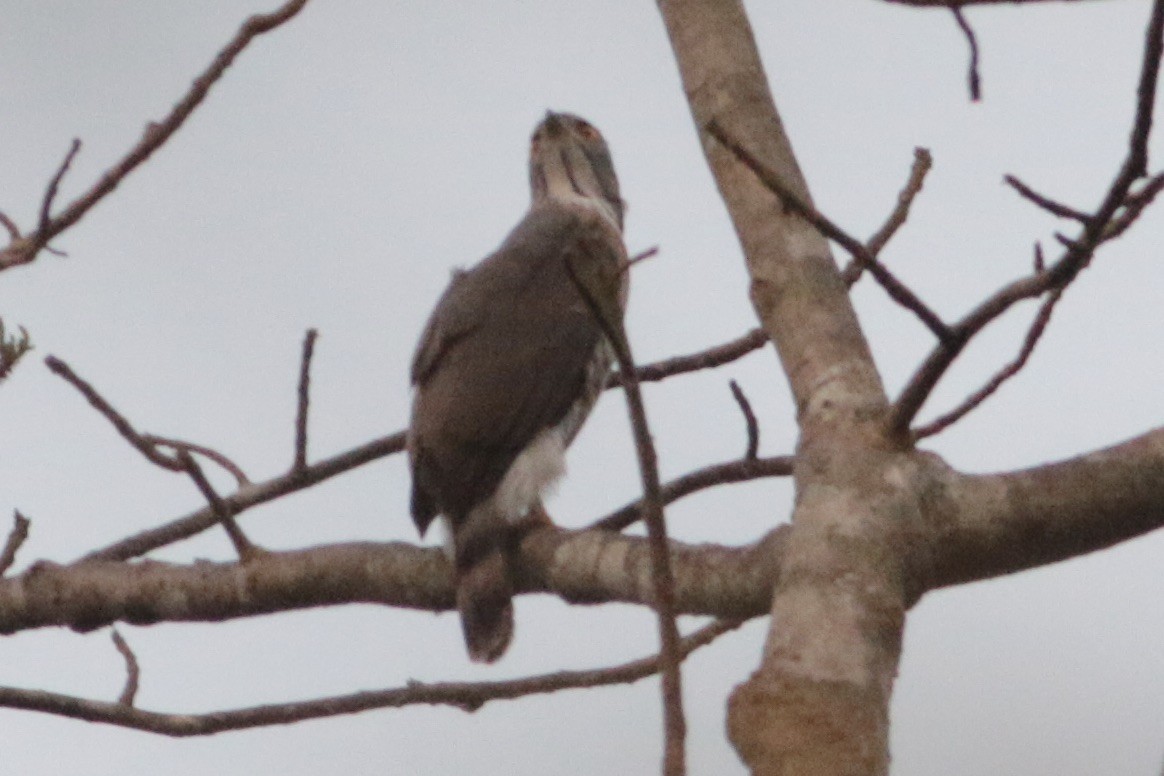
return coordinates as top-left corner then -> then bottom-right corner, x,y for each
528,111 -> 624,231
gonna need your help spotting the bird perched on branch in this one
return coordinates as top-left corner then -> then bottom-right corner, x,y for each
407,112 -> 629,663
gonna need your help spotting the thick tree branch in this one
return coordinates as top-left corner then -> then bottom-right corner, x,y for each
0,527 -> 783,636
658,4 -> 926,774
657,0 -> 888,425
920,426 -> 1164,590
0,619 -> 742,736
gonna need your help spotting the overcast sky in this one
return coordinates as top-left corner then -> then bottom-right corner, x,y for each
1,2 -> 1162,774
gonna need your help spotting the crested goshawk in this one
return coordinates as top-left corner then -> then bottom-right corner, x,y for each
407,112 -> 628,663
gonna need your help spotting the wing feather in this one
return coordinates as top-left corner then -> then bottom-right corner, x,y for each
408,203 -> 624,529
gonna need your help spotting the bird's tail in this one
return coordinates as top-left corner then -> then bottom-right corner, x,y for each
453,506 -> 514,663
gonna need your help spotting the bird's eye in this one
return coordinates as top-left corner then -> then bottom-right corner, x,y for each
575,121 -> 599,140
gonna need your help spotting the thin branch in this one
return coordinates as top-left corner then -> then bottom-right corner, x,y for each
0,321 -> 34,384
914,288 -> 1062,438
1102,170 -> 1164,241
593,455 -> 794,532
294,328 -> 318,472
142,435 -> 250,486
728,380 -> 759,460
607,328 -> 769,388
0,512 -> 31,576
0,0 -> 311,271
867,148 -> 934,256
80,323 -> 772,563
1004,174 -> 1091,223
627,245 -> 660,269
0,212 -> 19,241
0,619 -> 742,736
110,630 -> 140,707
44,356 -> 183,471
951,8 -> 982,101
177,451 -> 260,560
564,251 -> 686,776
48,355 -> 260,559
74,324 -> 767,560
706,120 -> 953,342
843,147 -> 933,286
890,0 -> 1164,434
84,431 -> 407,562
38,139 -> 82,239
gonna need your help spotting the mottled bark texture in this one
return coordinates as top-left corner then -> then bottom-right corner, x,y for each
654,1 -> 1163,774
0,527 -> 784,635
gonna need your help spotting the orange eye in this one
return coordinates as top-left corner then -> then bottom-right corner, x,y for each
575,121 -> 599,140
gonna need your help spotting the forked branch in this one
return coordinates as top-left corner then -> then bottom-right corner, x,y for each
0,0 -> 310,272
707,120 -> 952,341
892,0 -> 1164,435
0,619 -> 741,736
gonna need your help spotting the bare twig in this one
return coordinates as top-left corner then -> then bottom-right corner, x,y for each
593,455 -> 794,532
0,512 -> 31,576
110,630 -> 140,707
47,355 -> 260,558
177,451 -> 260,561
66,325 -> 769,560
627,245 -> 660,269
843,148 -> 933,286
38,139 -> 82,239
607,328 -> 769,388
1102,171 -> 1164,241
868,148 -> 934,256
0,321 -> 34,384
0,0 -> 311,271
44,356 -> 184,471
951,8 -> 982,101
1004,174 -> 1090,223
0,212 -> 19,241
84,432 -> 407,562
565,252 -> 686,776
294,329 -> 318,472
890,0 -> 1164,435
142,435 -> 250,486
707,120 -> 953,342
914,288 -> 1062,438
0,618 -> 741,736
728,380 -> 759,461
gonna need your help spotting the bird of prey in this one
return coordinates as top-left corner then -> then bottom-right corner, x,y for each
408,112 -> 628,663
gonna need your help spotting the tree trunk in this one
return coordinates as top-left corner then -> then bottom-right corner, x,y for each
656,1 -> 913,771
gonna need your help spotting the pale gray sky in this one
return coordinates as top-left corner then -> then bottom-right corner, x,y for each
1,2 -> 1162,774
